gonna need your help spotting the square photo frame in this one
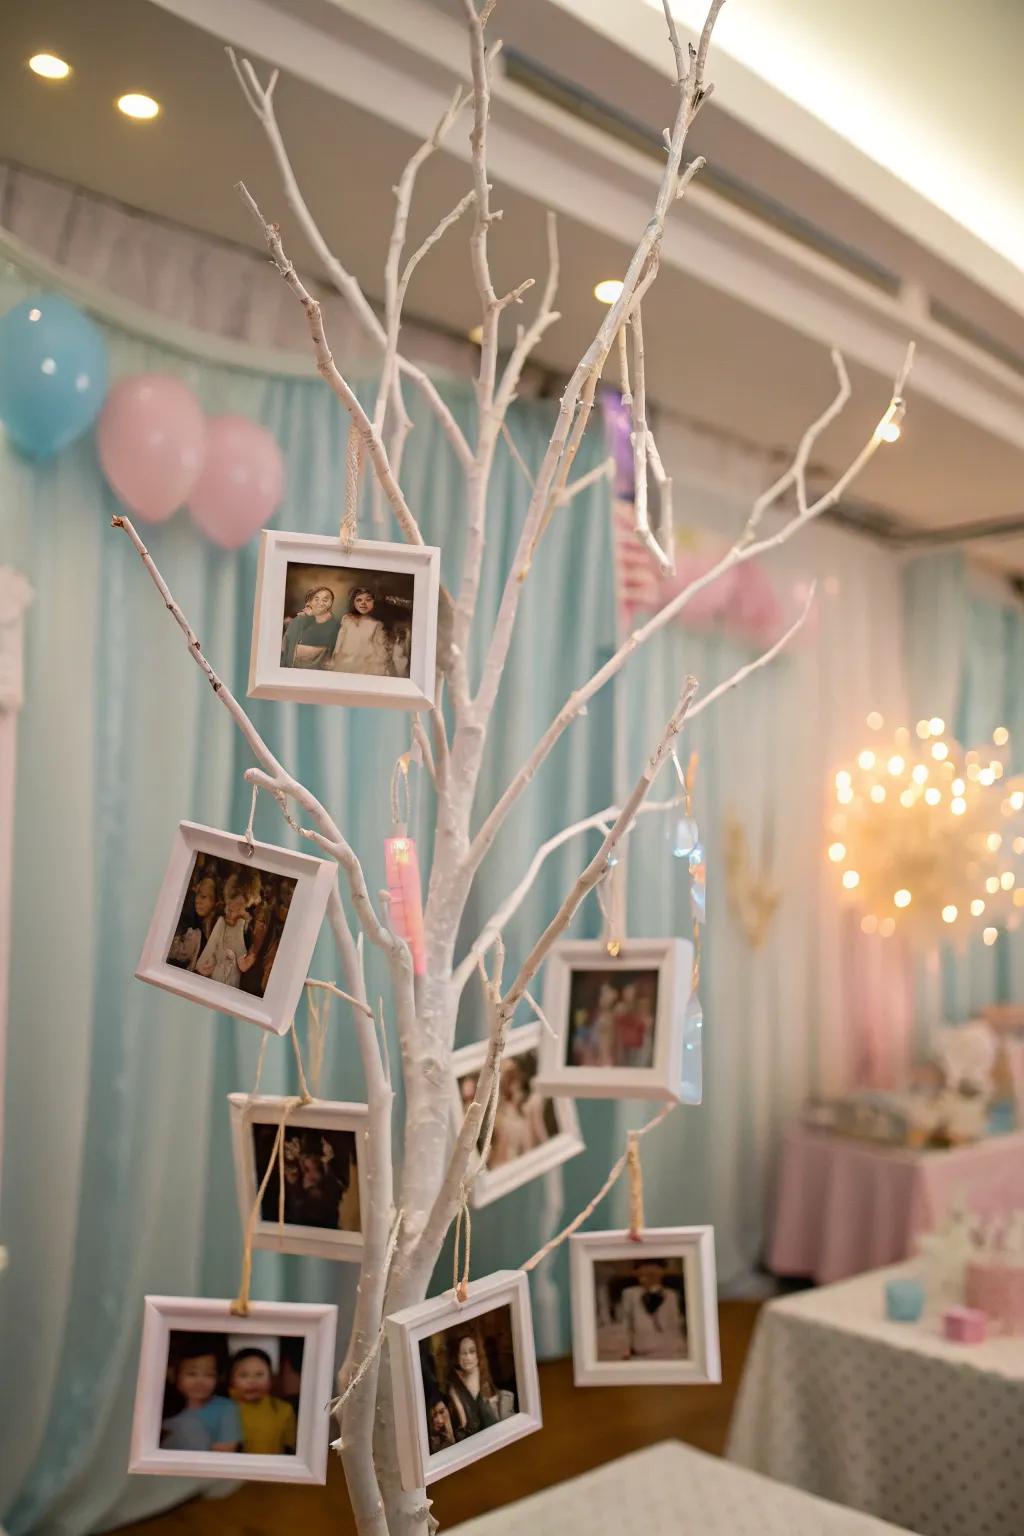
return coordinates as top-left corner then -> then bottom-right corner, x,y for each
135,821 -> 335,1036
248,530 -> 441,710
228,1093 -> 369,1261
129,1295 -> 337,1483
570,1227 -> 720,1387
386,1269 -> 542,1490
450,1023 -> 585,1207
533,938 -> 692,1101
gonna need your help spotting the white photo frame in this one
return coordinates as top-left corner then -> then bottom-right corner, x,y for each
135,821 -> 335,1036
248,530 -> 440,711
386,1269 -> 542,1490
569,1227 -> 720,1387
450,1023 -> 585,1207
228,1094 -> 369,1260
129,1295 -> 337,1483
533,938 -> 692,1101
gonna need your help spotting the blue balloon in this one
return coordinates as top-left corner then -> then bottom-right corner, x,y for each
0,293 -> 108,459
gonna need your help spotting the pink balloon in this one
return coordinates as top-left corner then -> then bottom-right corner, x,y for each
732,559 -> 782,644
97,374 -> 206,523
659,541 -> 740,628
186,415 -> 284,550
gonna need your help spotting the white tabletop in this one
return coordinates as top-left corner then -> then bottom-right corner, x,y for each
728,1264 -> 1024,1536
450,1440 -> 913,1534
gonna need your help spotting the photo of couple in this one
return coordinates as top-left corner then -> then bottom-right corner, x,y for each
251,1123 -> 361,1233
419,1306 -> 519,1457
281,561 -> 415,680
565,967 -> 660,1070
166,852 -> 296,999
161,1330 -> 305,1457
593,1256 -> 689,1362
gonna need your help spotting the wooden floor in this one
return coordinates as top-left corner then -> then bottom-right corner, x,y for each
115,1301 -> 760,1535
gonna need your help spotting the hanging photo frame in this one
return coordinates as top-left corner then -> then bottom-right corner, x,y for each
385,1269 -> 542,1490
129,1295 -> 337,1482
533,937 -> 692,1101
248,530 -> 441,710
135,821 -> 335,1035
228,1093 -> 369,1260
450,1023 -> 585,1207
569,1227 -> 720,1387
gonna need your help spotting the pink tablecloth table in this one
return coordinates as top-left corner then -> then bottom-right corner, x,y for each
768,1124 -> 1024,1283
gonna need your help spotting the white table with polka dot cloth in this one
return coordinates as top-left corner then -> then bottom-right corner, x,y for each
727,1264 -> 1024,1536
449,1440 -> 913,1534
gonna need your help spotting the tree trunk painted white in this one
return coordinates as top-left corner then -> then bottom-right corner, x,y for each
116,4 -> 916,1532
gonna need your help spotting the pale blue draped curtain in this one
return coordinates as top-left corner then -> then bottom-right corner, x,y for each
0,256 -> 623,1533
903,552 -> 1024,1018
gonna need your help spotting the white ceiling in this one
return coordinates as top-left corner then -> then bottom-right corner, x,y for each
4,0 -> 1024,566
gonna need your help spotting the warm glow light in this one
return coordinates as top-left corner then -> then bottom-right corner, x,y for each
835,770 -> 851,788
879,917 -> 896,937
866,712 -> 884,731
858,750 -> 877,770
860,914 -> 878,934
593,278 -> 624,305
942,905 -> 958,923
952,778 -> 965,794
987,832 -> 1003,851
1015,889 -> 1024,908
929,718 -> 946,735
842,870 -> 860,890
967,762 -> 982,781
1002,872 -> 1016,890
924,787 -> 942,806
877,420 -> 901,444
986,876 -> 1000,894
887,755 -> 905,775
117,92 -> 160,120
837,786 -> 854,805
992,761 -> 1004,779
994,726 -> 1010,746
915,720 -> 931,739
950,797 -> 967,815
984,927 -> 998,946
912,765 -> 929,784
899,789 -> 915,807
979,768 -> 995,786
1014,837 -> 1024,855
870,784 -> 886,803
1010,792 -> 1024,811
931,742 -> 949,761
971,898 -> 986,916
467,324 -> 483,345
828,842 -> 846,862
29,53 -> 71,79
893,888 -> 912,908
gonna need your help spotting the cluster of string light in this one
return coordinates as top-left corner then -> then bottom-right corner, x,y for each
827,713 -> 1024,943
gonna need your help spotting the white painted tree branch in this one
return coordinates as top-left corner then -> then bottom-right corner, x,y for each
629,304 -> 673,575
465,347 -> 912,881
237,184 -> 425,548
228,48 -> 474,474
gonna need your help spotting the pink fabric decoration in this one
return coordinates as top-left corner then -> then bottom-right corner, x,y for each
384,835 -> 426,976
731,559 -> 783,645
657,540 -> 740,629
942,1305 -> 988,1343
97,374 -> 206,523
186,415 -> 284,549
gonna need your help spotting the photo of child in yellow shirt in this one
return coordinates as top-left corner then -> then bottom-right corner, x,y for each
228,1347 -> 297,1455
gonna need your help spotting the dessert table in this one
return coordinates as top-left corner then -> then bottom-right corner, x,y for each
769,1124 -> 1024,1282
727,1263 -> 1024,1536
450,1440 -> 914,1535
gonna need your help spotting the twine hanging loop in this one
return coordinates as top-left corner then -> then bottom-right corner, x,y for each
626,1130 -> 645,1243
452,1186 -> 472,1303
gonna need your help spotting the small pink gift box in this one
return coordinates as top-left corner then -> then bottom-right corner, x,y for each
942,1305 -> 988,1343
966,1260 -> 1024,1334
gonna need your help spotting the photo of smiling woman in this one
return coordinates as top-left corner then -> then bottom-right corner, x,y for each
417,1306 -> 518,1455
281,562 -> 415,679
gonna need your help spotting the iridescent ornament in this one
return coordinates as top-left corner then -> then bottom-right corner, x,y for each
680,992 -> 703,1104
672,816 -> 699,858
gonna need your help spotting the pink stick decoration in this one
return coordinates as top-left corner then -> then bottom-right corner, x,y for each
384,835 -> 426,976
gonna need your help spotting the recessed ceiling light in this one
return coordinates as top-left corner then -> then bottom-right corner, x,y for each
117,92 -> 161,121
29,53 -> 71,80
593,278 -> 624,305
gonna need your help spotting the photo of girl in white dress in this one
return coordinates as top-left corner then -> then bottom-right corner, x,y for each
166,853 -> 298,999
281,562 -> 415,680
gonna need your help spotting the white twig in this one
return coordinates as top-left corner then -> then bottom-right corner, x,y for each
629,304 -> 673,574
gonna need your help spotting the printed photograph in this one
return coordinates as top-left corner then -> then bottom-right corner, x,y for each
281,561 -> 416,679
252,1123 -> 361,1233
166,851 -> 296,998
564,967 -> 660,1070
457,1051 -> 558,1170
592,1255 -> 689,1362
161,1330 -> 305,1457
418,1305 -> 519,1455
